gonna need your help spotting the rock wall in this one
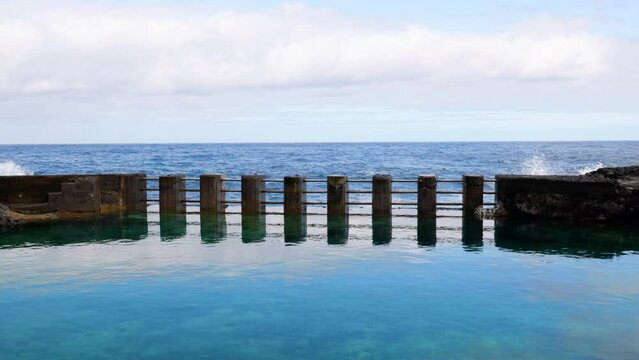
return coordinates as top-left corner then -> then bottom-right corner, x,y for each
496,166 -> 639,223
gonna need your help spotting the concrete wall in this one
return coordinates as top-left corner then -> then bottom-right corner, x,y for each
0,174 -> 146,219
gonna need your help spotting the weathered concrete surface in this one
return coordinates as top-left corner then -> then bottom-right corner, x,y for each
496,166 -> 639,222
0,174 -> 146,226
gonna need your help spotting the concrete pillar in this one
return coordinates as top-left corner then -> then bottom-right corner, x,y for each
327,215 -> 349,245
242,214 -> 266,243
284,176 -> 306,216
200,174 -> 225,214
417,175 -> 437,218
462,218 -> 484,249
372,174 -> 392,217
463,175 -> 484,217
372,216 -> 392,245
159,175 -> 186,214
327,175 -> 348,217
241,175 -> 264,215
284,215 -> 307,243
200,213 -> 227,243
417,217 -> 436,246
124,173 -> 147,214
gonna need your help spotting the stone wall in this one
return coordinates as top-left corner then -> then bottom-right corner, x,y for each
0,174 -> 146,224
496,166 -> 639,222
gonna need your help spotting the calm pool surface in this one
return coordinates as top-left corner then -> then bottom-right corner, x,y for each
1,213 -> 639,359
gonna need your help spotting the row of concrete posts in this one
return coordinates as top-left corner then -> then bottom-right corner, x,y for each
156,174 -> 488,217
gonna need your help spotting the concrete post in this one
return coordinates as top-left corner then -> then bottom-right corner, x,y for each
124,173 -> 147,214
417,175 -> 437,218
284,176 -> 306,216
372,174 -> 392,217
463,175 -> 484,217
327,175 -> 348,217
200,174 -> 225,214
159,175 -> 186,214
241,175 -> 264,215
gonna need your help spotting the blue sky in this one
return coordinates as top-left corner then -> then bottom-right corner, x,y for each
0,0 -> 638,143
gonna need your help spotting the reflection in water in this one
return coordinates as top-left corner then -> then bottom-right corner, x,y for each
200,213 -> 227,244
0,214 -> 148,248
242,214 -> 266,243
284,215 -> 307,244
417,218 -> 437,247
160,214 -> 187,241
495,219 -> 639,259
372,216 -> 392,245
327,216 -> 348,245
462,218 -> 483,250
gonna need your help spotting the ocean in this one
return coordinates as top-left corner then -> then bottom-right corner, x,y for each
1,141 -> 639,359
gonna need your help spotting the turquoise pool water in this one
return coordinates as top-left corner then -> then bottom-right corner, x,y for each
1,213 -> 639,359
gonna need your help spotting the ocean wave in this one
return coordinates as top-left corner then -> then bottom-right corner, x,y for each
520,154 -> 604,175
577,162 -> 604,175
0,160 -> 33,175
520,154 -> 556,175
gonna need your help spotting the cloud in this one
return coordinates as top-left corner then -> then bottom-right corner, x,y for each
0,2 -> 614,95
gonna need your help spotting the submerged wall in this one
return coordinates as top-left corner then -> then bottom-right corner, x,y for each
0,174 -> 146,225
496,166 -> 639,222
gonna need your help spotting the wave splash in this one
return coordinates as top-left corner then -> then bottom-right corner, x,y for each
0,161 -> 33,176
520,154 -> 604,175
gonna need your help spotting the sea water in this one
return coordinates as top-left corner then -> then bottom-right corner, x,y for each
1,142 -> 639,359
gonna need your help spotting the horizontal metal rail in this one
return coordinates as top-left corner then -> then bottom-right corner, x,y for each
222,179 -> 241,182
303,190 -> 326,194
392,202 -> 418,205
262,190 -> 284,193
392,190 -> 417,194
222,190 -> 241,193
437,179 -> 463,183
437,202 -> 463,206
184,178 -> 199,181
263,201 -> 284,205
347,202 -> 373,205
392,179 -> 417,183
146,199 -> 160,202
180,200 -> 200,203
484,191 -> 496,195
303,201 -> 327,205
143,188 -> 159,191
181,189 -> 200,193
221,200 -> 242,204
262,179 -> 284,183
437,191 -> 463,194
348,190 -> 372,194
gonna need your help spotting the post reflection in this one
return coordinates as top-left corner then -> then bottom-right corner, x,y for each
200,213 -> 227,244
462,218 -> 483,250
242,214 -> 266,243
327,215 -> 348,245
417,217 -> 437,247
284,215 -> 307,244
372,216 -> 392,245
160,213 -> 187,241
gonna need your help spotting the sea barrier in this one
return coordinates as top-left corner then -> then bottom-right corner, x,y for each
143,174 -> 496,218
1,166 -> 638,225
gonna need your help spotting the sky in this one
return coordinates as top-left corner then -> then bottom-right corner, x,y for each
0,0 -> 638,144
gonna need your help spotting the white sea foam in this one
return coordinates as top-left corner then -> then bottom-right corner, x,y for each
520,154 -> 605,175
577,162 -> 604,175
0,160 -> 33,175
520,154 -> 556,175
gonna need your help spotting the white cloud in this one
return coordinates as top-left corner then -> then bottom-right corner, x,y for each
0,2 -> 613,95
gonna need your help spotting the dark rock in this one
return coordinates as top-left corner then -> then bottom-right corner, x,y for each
496,166 -> 639,223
